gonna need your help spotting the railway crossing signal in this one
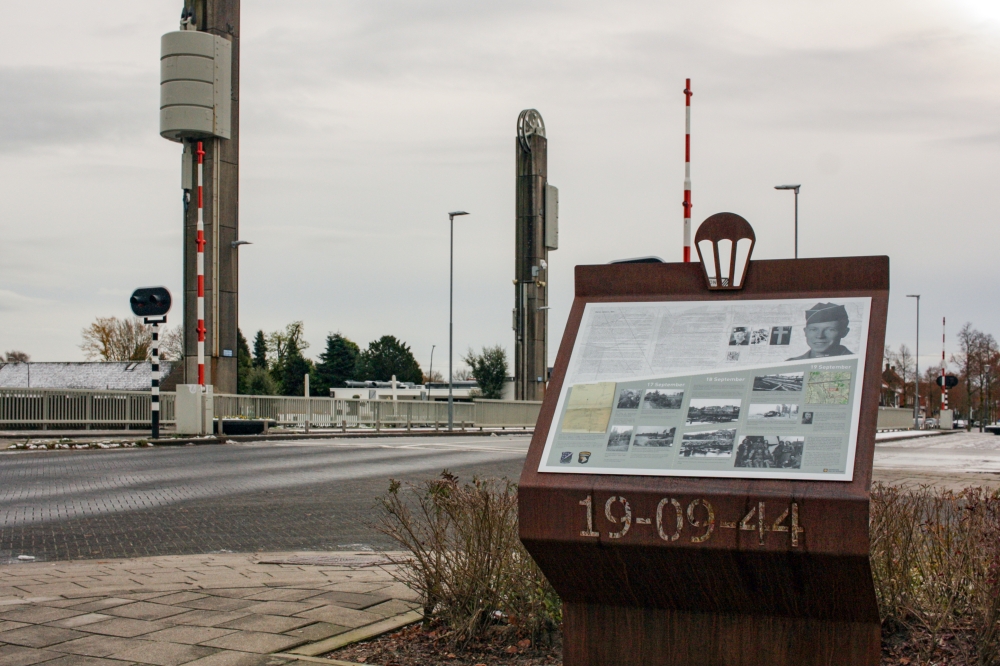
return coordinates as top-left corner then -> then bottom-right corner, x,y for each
936,375 -> 958,388
130,287 -> 172,439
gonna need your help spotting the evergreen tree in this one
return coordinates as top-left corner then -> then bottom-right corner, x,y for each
236,328 -> 253,394
463,345 -> 508,399
314,333 -> 360,395
281,337 -> 313,396
355,336 -> 423,384
252,330 -> 267,369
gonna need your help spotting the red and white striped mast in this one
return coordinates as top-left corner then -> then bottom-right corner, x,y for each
196,141 -> 206,388
941,317 -> 947,412
683,79 -> 693,262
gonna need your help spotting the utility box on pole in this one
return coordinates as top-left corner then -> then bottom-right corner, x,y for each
545,184 -> 559,251
160,30 -> 232,141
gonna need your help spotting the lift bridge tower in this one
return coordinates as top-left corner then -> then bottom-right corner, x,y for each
159,0 -> 241,394
514,110 -> 558,401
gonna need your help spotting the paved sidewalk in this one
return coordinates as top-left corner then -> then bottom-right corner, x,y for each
0,552 -> 418,665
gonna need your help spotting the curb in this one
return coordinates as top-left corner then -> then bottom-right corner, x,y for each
169,428 -> 532,446
277,609 -> 423,660
274,656 -> 365,665
1,428 -> 534,451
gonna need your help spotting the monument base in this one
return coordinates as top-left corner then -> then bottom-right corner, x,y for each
563,602 -> 880,666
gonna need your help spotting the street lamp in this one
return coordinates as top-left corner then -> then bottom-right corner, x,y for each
774,184 -> 801,259
448,211 -> 469,430
428,345 -> 436,386
907,294 -> 920,430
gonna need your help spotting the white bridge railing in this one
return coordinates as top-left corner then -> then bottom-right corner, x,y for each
0,388 -> 540,431
0,387 -> 176,428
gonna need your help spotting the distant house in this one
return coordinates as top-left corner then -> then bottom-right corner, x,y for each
881,364 -> 905,407
0,362 -> 181,392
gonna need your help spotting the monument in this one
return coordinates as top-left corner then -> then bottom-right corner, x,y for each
519,213 -> 888,665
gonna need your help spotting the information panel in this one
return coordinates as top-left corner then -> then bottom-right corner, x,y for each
539,297 -> 872,481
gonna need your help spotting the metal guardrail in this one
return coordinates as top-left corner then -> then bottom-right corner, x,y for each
0,388 -> 540,431
212,395 -> 477,428
0,387 -> 933,434
0,387 -> 175,428
473,399 -> 542,427
877,406 -> 918,431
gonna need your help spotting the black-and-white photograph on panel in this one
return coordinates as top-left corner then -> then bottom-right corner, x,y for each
633,426 -> 676,448
747,403 -> 800,422
752,372 -> 804,392
734,436 -> 804,469
680,429 -> 737,458
606,425 -> 634,452
686,399 -> 742,425
642,389 -> 684,410
616,388 -> 641,410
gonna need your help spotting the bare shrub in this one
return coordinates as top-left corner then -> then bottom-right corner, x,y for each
871,484 -> 1000,664
375,472 -> 560,647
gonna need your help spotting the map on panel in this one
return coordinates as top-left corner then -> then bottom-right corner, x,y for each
538,297 -> 872,481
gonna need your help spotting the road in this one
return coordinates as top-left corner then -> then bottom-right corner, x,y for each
3,430 -> 999,564
872,430 -> 1000,489
0,434 -> 530,563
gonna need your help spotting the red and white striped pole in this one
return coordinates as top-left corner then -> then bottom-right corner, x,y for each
196,141 -> 206,388
683,78 -> 692,262
941,317 -> 947,411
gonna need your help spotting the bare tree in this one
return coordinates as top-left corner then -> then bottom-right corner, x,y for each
950,323 -> 1000,429
3,351 -> 30,363
886,344 -> 915,407
158,327 -> 184,362
80,316 -> 151,361
952,323 -> 977,428
266,321 -> 309,369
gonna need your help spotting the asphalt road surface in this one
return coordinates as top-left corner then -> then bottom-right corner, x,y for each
0,435 -> 530,563
4,431 -> 999,564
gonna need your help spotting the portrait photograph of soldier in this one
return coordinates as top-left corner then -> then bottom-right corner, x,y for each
786,302 -> 854,361
729,327 -> 750,346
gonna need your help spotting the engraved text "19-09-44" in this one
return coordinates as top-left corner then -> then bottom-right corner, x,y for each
578,496 -> 804,547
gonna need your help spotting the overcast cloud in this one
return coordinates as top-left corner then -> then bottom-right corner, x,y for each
1,0 -> 999,374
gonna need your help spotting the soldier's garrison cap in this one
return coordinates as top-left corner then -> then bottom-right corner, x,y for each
805,303 -> 849,324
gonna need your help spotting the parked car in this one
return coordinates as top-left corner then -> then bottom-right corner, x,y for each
953,419 -> 968,429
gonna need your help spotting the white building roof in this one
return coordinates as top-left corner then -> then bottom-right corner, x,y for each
0,362 -> 175,391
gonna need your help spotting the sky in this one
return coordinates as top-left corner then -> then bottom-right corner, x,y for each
1,0 -> 999,376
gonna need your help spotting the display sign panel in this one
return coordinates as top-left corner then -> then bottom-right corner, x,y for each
538,297 -> 871,481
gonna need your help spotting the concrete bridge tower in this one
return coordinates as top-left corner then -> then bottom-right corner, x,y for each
514,110 -> 558,401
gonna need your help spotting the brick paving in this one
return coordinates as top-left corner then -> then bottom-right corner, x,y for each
0,437 -> 529,563
0,552 -> 416,665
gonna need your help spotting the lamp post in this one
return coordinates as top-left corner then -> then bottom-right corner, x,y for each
428,345 -> 436,386
448,211 -> 469,430
774,184 -> 801,259
907,294 -> 920,430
